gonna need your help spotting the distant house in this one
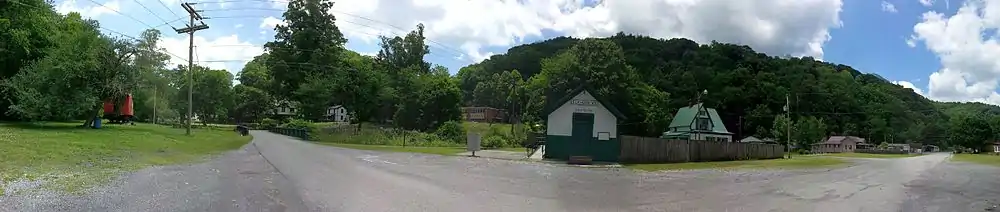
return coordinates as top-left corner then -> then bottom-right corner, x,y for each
325,105 -> 350,123
988,141 -> 1000,153
887,143 -> 911,152
740,136 -> 777,144
461,107 -> 505,123
271,100 -> 298,116
661,103 -> 733,142
813,136 -> 866,153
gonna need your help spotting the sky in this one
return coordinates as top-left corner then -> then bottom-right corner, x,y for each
51,0 -> 1000,106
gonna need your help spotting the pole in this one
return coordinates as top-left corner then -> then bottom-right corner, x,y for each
175,2 -> 208,136
153,86 -> 157,124
186,17 -> 193,135
786,94 -> 792,158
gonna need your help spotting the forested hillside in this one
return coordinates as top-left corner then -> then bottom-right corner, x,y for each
458,33 -> 1000,148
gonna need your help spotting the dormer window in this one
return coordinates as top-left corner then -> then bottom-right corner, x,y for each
696,118 -> 710,130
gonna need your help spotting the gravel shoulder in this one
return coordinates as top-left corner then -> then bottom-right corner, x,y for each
4,131 -> 998,212
0,141 -> 307,212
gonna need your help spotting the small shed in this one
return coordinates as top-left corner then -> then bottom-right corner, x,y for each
543,84 -> 626,162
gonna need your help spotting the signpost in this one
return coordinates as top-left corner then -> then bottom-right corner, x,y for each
467,133 -> 481,157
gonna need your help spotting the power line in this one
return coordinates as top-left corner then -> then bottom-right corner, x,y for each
82,0 -> 158,30
132,0 -> 177,28
205,14 -> 471,62
7,0 -> 189,62
155,0 -> 184,19
200,5 -> 469,60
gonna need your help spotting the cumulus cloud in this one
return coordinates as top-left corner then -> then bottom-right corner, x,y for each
911,0 -> 1000,105
55,0 -> 121,19
260,16 -> 285,30
329,0 -> 844,63
920,0 -> 935,7
893,80 -> 925,95
882,1 -> 899,13
159,34 -> 263,76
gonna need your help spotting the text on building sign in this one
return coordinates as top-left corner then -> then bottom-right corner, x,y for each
570,99 -> 598,106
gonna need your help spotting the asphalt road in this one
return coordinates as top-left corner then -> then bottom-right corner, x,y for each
2,131 -> 999,212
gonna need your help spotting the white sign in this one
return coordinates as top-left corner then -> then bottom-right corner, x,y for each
598,132 -> 610,141
467,133 -> 481,151
570,99 -> 599,106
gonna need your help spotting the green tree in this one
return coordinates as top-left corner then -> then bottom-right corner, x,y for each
231,84 -> 272,122
949,114 -> 993,152
265,0 -> 346,101
192,67 -> 233,124
794,116 -> 827,150
772,114 -> 794,147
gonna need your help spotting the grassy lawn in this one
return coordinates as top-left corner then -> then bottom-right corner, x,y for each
825,152 -> 920,159
0,122 -> 250,194
316,143 -> 467,156
951,153 -> 1000,166
625,155 -> 848,171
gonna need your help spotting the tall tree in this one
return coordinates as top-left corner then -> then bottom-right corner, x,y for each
264,0 -> 346,101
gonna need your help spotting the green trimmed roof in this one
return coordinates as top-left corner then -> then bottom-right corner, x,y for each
544,84 -> 626,120
665,103 -> 731,134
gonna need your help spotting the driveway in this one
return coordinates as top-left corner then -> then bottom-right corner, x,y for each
2,131 -> 999,212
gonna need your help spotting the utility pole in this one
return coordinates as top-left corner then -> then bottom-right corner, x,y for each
175,2 -> 208,136
785,94 -> 792,158
153,86 -> 157,124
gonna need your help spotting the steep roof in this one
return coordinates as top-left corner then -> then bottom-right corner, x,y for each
821,136 -> 866,145
666,103 -> 731,134
544,84 -> 626,120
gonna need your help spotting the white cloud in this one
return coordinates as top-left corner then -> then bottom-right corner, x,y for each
260,16 -> 285,30
159,34 -> 263,76
329,0 -> 844,63
55,0 -> 121,19
911,0 -> 1000,105
905,35 -> 917,47
920,0 -> 935,7
893,80 -> 924,95
882,1 -> 899,13
235,24 -> 244,29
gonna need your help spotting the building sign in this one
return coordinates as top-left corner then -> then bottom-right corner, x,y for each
570,99 -> 598,106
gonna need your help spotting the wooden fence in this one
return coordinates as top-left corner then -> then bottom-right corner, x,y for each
619,136 -> 785,163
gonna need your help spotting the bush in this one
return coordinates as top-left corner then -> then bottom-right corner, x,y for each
261,118 -> 279,129
434,121 -> 465,143
281,119 -> 314,131
481,135 -> 507,149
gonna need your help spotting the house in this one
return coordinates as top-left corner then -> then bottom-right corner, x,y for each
887,143 -> 911,152
739,136 -> 777,144
988,142 -> 1000,153
325,105 -> 350,123
271,100 -> 298,116
461,107 -> 505,123
661,103 -> 733,142
813,136 -> 866,153
543,84 -> 626,162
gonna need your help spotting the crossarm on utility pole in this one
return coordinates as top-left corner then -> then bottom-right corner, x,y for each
174,2 -> 209,136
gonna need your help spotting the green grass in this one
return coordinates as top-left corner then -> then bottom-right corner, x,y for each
462,122 -> 513,135
0,122 -> 250,195
825,152 -> 920,159
951,153 -> 1000,166
317,143 -> 467,156
625,155 -> 847,171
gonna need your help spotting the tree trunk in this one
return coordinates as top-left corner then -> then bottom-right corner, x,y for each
80,102 -> 103,128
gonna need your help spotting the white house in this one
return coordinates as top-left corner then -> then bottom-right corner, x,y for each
271,100 -> 298,116
325,105 -> 351,123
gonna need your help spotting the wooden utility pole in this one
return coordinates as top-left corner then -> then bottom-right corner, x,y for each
153,86 -> 157,124
175,2 -> 208,136
785,94 -> 792,158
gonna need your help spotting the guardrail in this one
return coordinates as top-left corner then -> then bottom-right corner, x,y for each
269,127 -> 311,140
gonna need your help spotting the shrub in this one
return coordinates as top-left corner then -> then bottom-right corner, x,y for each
434,121 -> 465,143
481,135 -> 507,149
281,119 -> 314,131
261,118 -> 279,129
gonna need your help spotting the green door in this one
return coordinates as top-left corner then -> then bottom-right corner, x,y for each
571,113 -> 595,157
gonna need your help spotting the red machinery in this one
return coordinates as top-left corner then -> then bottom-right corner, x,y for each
103,94 -> 134,124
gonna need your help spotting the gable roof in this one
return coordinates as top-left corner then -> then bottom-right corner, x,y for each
544,84 -> 626,120
666,103 -> 731,134
821,136 -> 866,145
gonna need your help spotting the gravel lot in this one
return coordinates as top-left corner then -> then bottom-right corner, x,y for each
2,131 -> 998,212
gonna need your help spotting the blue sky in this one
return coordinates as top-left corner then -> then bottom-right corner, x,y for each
52,0 -> 1000,105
